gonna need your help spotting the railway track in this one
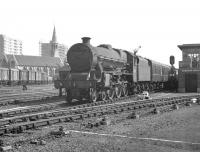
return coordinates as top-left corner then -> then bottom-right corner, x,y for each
0,89 -> 63,106
0,88 -> 55,96
0,100 -> 67,118
0,94 -> 199,135
0,95 -> 136,118
0,93 -> 197,119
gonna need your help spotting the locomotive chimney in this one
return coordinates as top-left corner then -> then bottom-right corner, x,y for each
82,37 -> 91,45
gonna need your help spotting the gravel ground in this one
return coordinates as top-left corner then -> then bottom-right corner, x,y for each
17,134 -> 192,152
102,106 -> 200,142
1,102 -> 200,152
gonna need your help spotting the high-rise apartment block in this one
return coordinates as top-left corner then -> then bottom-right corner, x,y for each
0,34 -> 22,55
39,26 -> 67,63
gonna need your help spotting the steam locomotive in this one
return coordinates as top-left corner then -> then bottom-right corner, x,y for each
54,37 -> 175,102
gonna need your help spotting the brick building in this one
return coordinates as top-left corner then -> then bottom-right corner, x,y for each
178,44 -> 200,92
0,53 -> 63,80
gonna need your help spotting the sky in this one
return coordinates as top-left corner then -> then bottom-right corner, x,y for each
0,0 -> 200,68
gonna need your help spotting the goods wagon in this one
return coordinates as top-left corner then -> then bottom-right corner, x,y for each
19,69 -> 28,84
28,70 -> 36,84
0,67 -> 53,86
9,68 -> 19,85
0,68 -> 9,85
35,72 -> 42,84
41,72 -> 48,84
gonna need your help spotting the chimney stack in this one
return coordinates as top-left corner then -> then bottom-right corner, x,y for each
82,37 -> 91,45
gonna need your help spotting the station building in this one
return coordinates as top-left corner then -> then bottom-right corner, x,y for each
178,44 -> 200,92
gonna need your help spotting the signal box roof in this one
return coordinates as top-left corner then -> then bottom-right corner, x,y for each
178,44 -> 200,53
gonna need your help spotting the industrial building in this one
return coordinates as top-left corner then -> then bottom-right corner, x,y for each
178,44 -> 200,93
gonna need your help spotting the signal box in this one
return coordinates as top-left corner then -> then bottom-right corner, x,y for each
178,44 -> 200,92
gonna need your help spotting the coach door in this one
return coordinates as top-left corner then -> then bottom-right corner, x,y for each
185,73 -> 197,92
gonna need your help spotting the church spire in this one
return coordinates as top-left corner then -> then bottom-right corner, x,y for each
51,26 -> 57,43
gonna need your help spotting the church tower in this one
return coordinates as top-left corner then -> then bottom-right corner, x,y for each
50,26 -> 58,57
39,26 -> 68,63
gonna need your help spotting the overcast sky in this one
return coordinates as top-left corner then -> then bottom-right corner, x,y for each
0,0 -> 200,67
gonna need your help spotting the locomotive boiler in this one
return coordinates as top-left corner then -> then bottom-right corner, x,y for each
55,37 -> 172,103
